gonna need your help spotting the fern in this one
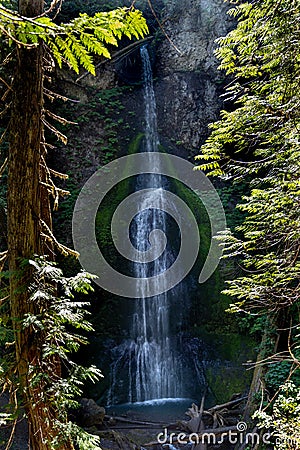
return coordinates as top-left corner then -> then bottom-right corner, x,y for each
0,5 -> 148,74
25,257 -> 103,448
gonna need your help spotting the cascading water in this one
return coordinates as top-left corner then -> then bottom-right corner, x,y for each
128,46 -> 182,402
108,47 -> 203,405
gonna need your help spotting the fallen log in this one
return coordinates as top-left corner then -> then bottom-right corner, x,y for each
103,395 -> 248,445
105,415 -> 163,426
104,414 -> 169,427
205,396 -> 248,415
178,395 -> 246,434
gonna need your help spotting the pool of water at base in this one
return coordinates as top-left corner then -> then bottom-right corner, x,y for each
106,397 -> 197,423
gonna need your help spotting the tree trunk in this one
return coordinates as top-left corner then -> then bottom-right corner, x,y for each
7,1 -> 73,448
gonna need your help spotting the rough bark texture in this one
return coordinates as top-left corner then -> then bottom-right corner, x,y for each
7,1 -> 73,448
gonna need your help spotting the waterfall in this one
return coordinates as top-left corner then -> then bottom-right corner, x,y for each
108,47 -> 191,404
129,46 -> 182,402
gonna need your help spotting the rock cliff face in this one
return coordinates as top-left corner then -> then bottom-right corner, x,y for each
158,0 -> 231,75
153,0 -> 233,151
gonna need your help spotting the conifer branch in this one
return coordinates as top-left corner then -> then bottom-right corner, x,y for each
0,24 -> 36,47
0,7 -> 148,75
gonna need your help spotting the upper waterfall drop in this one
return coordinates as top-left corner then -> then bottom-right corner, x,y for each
140,45 -> 160,153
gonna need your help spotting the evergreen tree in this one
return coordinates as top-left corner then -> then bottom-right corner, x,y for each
0,1 -> 147,448
196,0 -> 300,444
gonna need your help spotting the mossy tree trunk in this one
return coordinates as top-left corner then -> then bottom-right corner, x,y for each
7,1 -> 73,448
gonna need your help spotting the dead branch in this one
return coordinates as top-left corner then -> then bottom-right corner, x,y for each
45,109 -> 77,126
184,395 -> 206,433
0,103 -> 11,117
42,118 -> 68,144
40,220 -> 79,258
44,87 -> 79,103
193,394 -> 207,450
0,127 -> 9,148
147,0 -> 182,55
36,0 -> 63,20
0,157 -> 8,177
49,168 -> 69,180
0,76 -> 12,93
40,155 -> 69,210
0,251 -> 8,272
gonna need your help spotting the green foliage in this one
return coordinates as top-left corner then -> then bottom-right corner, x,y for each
0,4 -> 148,74
254,381 -> 300,449
0,2 -> 148,447
196,0 -> 300,176
86,87 -> 127,165
216,181 -> 248,232
52,422 -> 102,450
196,0 -> 300,317
195,0 -> 300,440
95,133 -> 143,252
0,257 -> 103,449
266,361 -> 300,392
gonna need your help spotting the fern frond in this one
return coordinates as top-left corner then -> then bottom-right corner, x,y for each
0,6 -> 148,75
